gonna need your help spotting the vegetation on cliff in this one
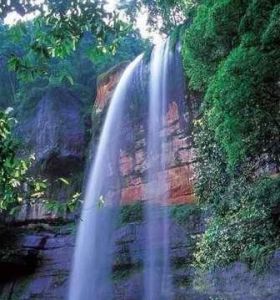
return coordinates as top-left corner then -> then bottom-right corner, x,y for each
178,0 -> 280,270
0,109 -> 47,212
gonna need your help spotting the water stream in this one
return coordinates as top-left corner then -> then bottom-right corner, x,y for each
68,55 -> 143,300
144,40 -> 172,299
69,40 -> 177,300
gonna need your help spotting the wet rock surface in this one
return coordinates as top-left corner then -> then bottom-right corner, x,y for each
94,58 -> 196,206
18,87 -> 86,178
95,62 -> 129,111
11,86 -> 87,223
1,215 -> 280,300
0,224 -> 75,300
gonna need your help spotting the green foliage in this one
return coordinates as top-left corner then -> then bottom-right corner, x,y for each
193,117 -> 229,208
44,193 -> 80,215
0,22 -> 147,128
118,202 -> 144,226
182,0 -> 247,92
207,44 -> 280,168
195,176 -> 280,271
179,0 -> 280,271
1,0 -> 132,79
0,109 -> 46,212
170,204 -> 201,225
112,263 -> 142,282
182,0 -> 280,167
192,104 -> 280,272
120,0 -> 200,34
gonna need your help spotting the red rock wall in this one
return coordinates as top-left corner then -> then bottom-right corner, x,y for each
95,62 -> 129,110
93,64 -> 195,205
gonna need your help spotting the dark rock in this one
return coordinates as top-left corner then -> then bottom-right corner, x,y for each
10,86 -> 86,222
114,272 -> 144,300
18,87 -> 86,178
2,220 -> 280,299
0,249 -> 39,282
0,226 -> 74,300
0,227 -> 41,283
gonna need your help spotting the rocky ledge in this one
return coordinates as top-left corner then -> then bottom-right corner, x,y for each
1,211 -> 280,300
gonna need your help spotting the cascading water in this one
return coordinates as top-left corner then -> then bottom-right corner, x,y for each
144,39 -> 172,300
68,55 -> 143,300
68,39 -> 183,300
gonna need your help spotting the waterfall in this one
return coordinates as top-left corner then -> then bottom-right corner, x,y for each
144,39 -> 172,299
69,39 -> 177,300
68,55 -> 143,300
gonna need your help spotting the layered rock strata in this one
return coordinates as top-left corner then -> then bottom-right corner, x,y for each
93,60 -> 195,205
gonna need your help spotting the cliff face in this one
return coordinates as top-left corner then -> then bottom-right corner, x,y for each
11,87 -> 87,222
19,87 -> 86,177
95,62 -> 129,111
93,57 -> 195,205
118,101 -> 195,205
3,215 -> 280,300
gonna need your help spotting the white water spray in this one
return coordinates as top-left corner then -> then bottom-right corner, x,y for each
144,39 -> 172,300
69,39 -> 178,300
68,55 -> 143,300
